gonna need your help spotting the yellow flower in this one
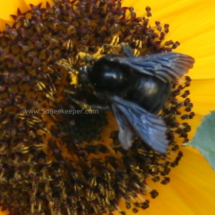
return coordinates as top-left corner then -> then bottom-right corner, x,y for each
0,0 -> 215,215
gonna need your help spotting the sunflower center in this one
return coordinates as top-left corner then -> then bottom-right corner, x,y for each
0,0 -> 194,215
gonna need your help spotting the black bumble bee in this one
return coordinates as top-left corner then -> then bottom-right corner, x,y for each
71,44 -> 195,153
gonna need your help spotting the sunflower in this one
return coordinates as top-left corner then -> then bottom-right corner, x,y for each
0,0 -> 215,215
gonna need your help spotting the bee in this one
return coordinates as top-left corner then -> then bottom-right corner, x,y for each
70,44 -> 195,153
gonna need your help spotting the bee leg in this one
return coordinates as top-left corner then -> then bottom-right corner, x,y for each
121,43 -> 134,57
68,96 -> 110,112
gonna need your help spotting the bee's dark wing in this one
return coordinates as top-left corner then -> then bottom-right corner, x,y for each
110,52 -> 195,82
111,96 -> 168,153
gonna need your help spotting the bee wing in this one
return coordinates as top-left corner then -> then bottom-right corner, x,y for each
111,101 -> 134,150
110,52 -> 195,82
111,96 -> 168,153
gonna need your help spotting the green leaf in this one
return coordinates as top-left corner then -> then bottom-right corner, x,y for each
188,111 -> 215,170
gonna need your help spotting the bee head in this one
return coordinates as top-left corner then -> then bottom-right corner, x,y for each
78,65 -> 91,86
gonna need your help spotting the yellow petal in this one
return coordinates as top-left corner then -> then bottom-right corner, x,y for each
171,147 -> 215,214
116,147 -> 215,215
190,79 -> 215,115
24,0 -> 53,7
0,0 -> 28,29
0,0 -> 54,30
0,0 -> 28,21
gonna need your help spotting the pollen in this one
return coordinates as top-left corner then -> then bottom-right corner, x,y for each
0,0 -> 194,215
